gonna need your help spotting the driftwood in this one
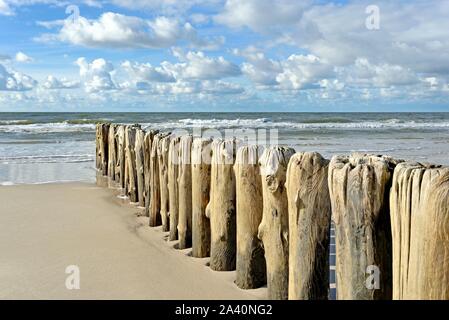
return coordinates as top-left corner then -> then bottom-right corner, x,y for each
206,139 -> 237,271
234,145 -> 266,289
178,135 -> 193,249
286,152 -> 331,300
158,134 -> 171,232
115,125 -> 126,189
135,128 -> 146,207
107,124 -> 117,184
168,136 -> 181,240
390,162 -> 449,300
191,138 -> 212,258
258,146 -> 295,300
149,132 -> 170,226
328,153 -> 400,300
124,125 -> 139,203
143,130 -> 158,217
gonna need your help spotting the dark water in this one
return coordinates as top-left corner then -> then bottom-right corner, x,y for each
1,112 -> 449,184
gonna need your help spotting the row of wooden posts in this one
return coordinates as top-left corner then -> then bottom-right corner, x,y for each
96,123 -> 449,300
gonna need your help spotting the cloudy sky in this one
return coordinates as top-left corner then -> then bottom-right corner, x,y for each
0,0 -> 448,111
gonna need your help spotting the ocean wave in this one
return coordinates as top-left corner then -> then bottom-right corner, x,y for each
143,118 -> 449,130
0,122 -> 96,133
0,154 -> 94,164
2,117 -> 449,133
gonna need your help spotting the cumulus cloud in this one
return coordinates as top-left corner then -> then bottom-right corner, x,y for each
42,75 -> 80,89
76,57 -> 116,93
15,51 -> 33,63
166,49 -> 241,80
215,0 -> 310,33
0,63 -> 37,91
36,12 -> 222,50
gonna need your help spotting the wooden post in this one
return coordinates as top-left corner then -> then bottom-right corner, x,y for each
328,153 -> 400,300
115,125 -> 126,189
107,124 -> 117,185
149,132 -> 170,226
390,162 -> 449,300
234,145 -> 266,289
168,136 -> 181,240
286,152 -> 331,300
258,146 -> 295,300
178,135 -> 193,249
158,134 -> 171,232
96,123 -> 110,186
124,125 -> 139,203
206,139 -> 237,271
143,130 -> 158,217
135,128 -> 146,207
191,138 -> 212,257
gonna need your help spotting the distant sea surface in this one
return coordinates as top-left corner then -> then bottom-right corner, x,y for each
1,112 -> 449,185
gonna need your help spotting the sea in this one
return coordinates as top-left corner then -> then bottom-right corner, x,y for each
1,112 -> 449,185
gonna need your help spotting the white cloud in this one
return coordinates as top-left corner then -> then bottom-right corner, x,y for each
110,0 -> 219,15
215,0 -> 310,33
76,57 -> 116,93
0,63 -> 37,91
165,49 -> 241,80
0,0 -> 13,15
36,12 -> 222,50
42,75 -> 80,89
15,51 -> 33,63
121,60 -> 175,83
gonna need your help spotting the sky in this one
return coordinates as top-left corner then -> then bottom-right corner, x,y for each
0,0 -> 448,112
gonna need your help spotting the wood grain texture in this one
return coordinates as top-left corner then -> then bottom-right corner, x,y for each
191,138 -> 212,258
143,130 -> 157,217
107,124 -> 117,185
206,139 -> 237,271
390,162 -> 449,300
328,153 -> 400,300
149,132 -> 170,227
135,128 -> 146,207
168,136 -> 181,241
158,134 -> 171,232
124,125 -> 139,203
286,152 -> 331,300
258,146 -> 295,300
178,135 -> 193,249
234,145 -> 266,289
115,125 -> 126,189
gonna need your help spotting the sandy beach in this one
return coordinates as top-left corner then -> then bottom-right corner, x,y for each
0,183 -> 266,300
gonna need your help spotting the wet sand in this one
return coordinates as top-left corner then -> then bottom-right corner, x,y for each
0,183 -> 266,299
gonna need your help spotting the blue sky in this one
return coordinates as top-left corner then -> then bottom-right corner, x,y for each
0,0 -> 448,112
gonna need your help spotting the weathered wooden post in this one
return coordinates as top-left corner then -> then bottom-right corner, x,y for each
390,162 -> 449,300
328,153 -> 400,300
135,128 -> 146,207
107,124 -> 117,186
115,125 -> 126,189
258,146 -> 295,300
96,123 -> 110,186
149,132 -> 170,226
143,130 -> 158,217
206,139 -> 237,271
158,134 -> 171,232
286,152 -> 331,300
124,125 -> 139,203
178,135 -> 193,249
168,136 -> 181,240
234,145 -> 266,289
191,138 -> 212,257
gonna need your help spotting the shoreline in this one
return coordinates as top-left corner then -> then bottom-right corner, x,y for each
0,182 -> 266,299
